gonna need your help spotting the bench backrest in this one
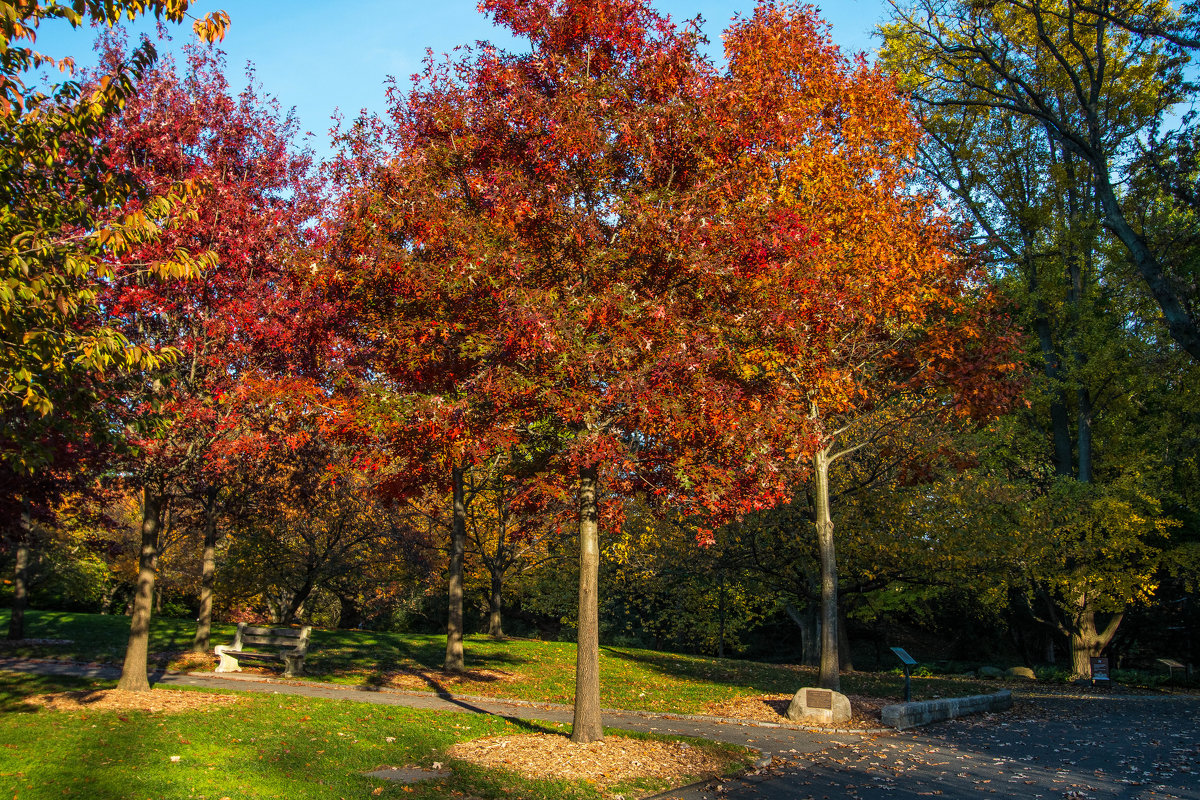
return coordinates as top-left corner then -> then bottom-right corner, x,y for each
232,623 -> 312,653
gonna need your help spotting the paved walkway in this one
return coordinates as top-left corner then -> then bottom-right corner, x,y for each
653,692 -> 1200,800
0,657 -> 860,756
4,658 -> 1197,800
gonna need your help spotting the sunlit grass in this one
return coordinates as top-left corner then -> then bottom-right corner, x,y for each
1,609 -> 993,713
0,672 -> 753,800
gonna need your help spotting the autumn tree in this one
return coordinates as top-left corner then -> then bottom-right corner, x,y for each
456,459 -> 569,639
1,2 -> 227,471
0,0 -> 232,648
708,3 -> 1020,690
94,34 -> 318,692
220,456 -> 421,627
323,0 -> 819,742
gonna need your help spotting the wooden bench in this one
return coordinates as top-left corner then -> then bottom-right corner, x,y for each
214,623 -> 312,677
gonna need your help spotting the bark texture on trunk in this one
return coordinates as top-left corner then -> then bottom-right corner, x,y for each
486,574 -> 504,639
192,490 -> 219,653
1092,169 -> 1200,360
281,583 -> 312,626
117,489 -> 164,692
837,604 -> 853,671
337,595 -> 363,630
1069,604 -> 1123,679
814,447 -> 840,691
444,466 -> 466,672
785,600 -> 821,667
6,498 -> 32,641
571,465 -> 603,743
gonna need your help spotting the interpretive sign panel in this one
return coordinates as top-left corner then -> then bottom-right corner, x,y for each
891,647 -> 917,666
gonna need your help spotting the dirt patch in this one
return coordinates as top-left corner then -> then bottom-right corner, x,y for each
377,667 -> 517,692
29,688 -> 239,714
163,651 -> 221,672
448,733 -> 733,791
703,693 -> 890,729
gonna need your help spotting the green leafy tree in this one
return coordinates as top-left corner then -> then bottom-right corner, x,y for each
880,0 -> 1199,359
882,0 -> 1200,676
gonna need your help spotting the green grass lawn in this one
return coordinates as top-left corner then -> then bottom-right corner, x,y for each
0,609 -> 993,712
0,672 -> 754,800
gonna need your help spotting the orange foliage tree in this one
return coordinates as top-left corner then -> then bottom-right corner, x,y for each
714,3 -> 1021,689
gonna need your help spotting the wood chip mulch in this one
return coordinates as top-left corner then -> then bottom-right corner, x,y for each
377,667 -> 517,692
448,733 -> 731,789
28,688 -> 240,714
702,693 -> 890,729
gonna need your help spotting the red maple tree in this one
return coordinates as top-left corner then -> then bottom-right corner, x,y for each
323,0 -> 806,741
94,33 -> 321,691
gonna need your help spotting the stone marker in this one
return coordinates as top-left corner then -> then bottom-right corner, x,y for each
1005,666 -> 1036,680
978,666 -> 1004,679
786,687 -> 852,725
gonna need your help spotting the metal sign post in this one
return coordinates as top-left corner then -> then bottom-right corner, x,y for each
1090,656 -> 1110,686
891,647 -> 917,702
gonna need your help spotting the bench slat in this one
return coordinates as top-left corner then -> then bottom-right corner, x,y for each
242,635 -> 307,648
241,626 -> 306,639
222,650 -> 283,660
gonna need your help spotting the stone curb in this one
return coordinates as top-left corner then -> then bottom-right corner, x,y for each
881,689 -> 1013,730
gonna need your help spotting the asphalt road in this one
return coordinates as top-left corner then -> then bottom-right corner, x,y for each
653,692 -> 1200,800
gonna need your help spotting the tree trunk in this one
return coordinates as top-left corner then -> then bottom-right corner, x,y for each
837,603 -> 853,671
572,465 -> 603,743
486,573 -> 504,639
798,602 -> 820,667
281,584 -> 312,626
337,594 -> 364,630
785,592 -> 821,666
717,573 -> 726,659
117,489 -> 165,692
6,498 -> 32,641
1069,603 -> 1123,679
814,446 -> 840,691
192,489 -> 219,653
444,466 -> 466,672
1090,164 -> 1200,360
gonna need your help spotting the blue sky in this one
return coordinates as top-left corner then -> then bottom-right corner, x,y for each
35,1 -> 892,158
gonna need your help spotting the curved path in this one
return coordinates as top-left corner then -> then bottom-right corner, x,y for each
0,657 -> 859,755
2,659 -> 1196,800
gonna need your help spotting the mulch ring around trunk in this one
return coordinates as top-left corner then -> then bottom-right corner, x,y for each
28,687 -> 240,714
448,733 -> 733,789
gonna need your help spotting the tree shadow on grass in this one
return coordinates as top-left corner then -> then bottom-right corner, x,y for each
600,646 -> 801,694
0,672 -> 97,713
313,633 -> 534,698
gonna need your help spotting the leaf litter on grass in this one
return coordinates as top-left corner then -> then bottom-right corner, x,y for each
448,733 -> 736,790
28,688 -> 239,714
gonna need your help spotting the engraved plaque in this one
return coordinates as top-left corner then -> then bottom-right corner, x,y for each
808,689 -> 833,710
